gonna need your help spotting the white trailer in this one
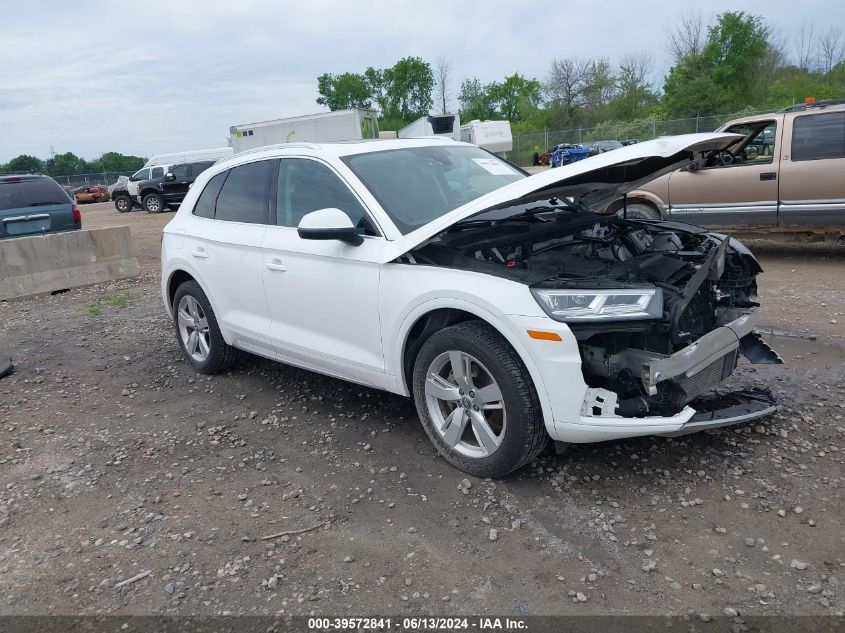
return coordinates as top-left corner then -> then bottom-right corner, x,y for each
229,109 -> 379,152
460,120 -> 513,155
398,114 -> 461,141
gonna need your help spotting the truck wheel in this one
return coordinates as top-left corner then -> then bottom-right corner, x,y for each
412,321 -> 548,478
143,193 -> 164,214
114,196 -> 132,213
618,203 -> 660,220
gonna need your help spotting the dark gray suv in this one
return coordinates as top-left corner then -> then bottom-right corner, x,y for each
0,174 -> 81,239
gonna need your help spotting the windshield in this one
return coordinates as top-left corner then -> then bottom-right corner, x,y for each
342,145 -> 524,234
0,178 -> 69,211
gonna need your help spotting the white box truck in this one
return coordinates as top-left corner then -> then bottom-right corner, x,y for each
397,114 -> 461,141
229,109 -> 379,152
460,120 -> 513,155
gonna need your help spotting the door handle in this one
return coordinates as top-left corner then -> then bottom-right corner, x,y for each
760,172 -> 777,181
191,248 -> 208,259
265,258 -> 287,272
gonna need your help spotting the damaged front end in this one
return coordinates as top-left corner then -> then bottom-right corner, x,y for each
410,207 -> 782,429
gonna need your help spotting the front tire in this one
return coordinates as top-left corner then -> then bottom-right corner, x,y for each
143,192 -> 164,213
172,280 -> 238,374
114,196 -> 132,213
412,321 -> 548,477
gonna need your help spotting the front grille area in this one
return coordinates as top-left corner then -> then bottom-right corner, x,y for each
677,350 -> 738,403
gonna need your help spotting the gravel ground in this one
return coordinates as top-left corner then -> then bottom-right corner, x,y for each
0,203 -> 843,619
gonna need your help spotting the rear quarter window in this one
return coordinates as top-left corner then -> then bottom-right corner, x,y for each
791,111 -> 845,161
192,171 -> 228,219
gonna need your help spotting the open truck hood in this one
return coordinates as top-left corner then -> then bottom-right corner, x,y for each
381,132 -> 742,262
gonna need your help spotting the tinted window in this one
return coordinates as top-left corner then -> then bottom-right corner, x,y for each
0,178 -> 69,211
792,112 -> 845,161
171,164 -> 190,180
151,166 -> 164,178
342,146 -> 522,234
192,171 -> 227,219
214,160 -> 273,224
276,158 -> 374,234
190,162 -> 214,177
130,168 -> 150,181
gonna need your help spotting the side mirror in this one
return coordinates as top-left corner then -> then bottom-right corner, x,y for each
164,172 -> 176,182
743,145 -> 759,161
297,208 -> 363,246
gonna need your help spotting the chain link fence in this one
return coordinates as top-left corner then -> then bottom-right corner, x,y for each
511,110 -> 767,166
51,171 -> 133,189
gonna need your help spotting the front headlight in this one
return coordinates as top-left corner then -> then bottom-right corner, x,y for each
531,287 -> 663,322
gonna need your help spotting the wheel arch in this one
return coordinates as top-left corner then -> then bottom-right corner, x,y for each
394,299 -> 555,436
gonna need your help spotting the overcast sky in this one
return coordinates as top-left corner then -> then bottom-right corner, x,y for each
1,0 -> 842,163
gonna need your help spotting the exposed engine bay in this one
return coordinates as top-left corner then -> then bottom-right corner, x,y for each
404,204 -> 782,417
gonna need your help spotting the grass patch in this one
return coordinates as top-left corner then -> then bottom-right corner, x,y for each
87,291 -> 133,316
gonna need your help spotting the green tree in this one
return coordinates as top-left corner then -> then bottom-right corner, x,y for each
458,77 -> 495,121
485,73 -> 542,121
92,151 -> 146,173
386,56 -> 434,120
45,152 -> 89,176
704,11 -> 771,107
316,72 -> 372,111
662,11 -> 772,117
3,154 -> 45,173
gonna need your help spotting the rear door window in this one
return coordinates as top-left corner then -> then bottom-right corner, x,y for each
214,160 -> 274,224
792,112 -> 845,161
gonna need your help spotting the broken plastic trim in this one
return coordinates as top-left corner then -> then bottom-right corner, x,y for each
659,388 -> 778,436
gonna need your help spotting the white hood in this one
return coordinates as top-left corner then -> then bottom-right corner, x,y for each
381,132 -> 741,262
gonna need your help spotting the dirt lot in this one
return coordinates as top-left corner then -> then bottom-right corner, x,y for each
0,202 -> 843,619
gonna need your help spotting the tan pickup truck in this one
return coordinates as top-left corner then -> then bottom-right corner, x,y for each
611,100 -> 845,232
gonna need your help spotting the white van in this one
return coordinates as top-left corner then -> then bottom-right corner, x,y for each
142,147 -> 233,169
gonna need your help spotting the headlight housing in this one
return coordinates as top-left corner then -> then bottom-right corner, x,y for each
531,287 -> 663,322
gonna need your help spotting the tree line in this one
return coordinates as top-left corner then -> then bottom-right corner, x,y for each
316,11 -> 845,136
1,151 -> 146,177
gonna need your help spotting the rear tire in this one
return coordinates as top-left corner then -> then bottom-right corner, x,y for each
114,196 -> 132,213
143,192 -> 165,213
412,321 -> 548,477
618,203 -> 661,220
172,280 -> 238,374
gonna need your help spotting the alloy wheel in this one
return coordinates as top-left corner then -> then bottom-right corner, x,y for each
176,295 -> 211,362
424,350 -> 506,458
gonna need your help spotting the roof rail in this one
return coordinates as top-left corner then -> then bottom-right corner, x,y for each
232,142 -> 322,157
778,98 -> 845,113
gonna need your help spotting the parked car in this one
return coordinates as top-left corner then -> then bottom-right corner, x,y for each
1,174 -> 81,239
161,135 -> 781,477
73,185 -> 110,203
550,143 -> 595,167
607,99 -> 845,230
590,140 -> 624,153
137,160 -> 215,213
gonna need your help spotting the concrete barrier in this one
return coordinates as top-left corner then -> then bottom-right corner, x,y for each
0,227 -> 140,301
